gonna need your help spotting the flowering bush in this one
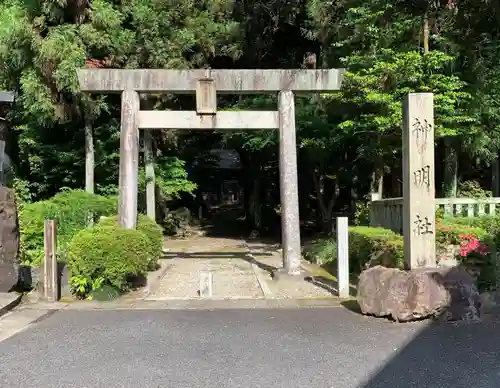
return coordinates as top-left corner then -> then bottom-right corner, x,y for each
458,234 -> 489,261
437,223 -> 491,247
456,234 -> 495,291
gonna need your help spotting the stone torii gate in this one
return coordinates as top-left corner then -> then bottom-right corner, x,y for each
77,69 -> 344,275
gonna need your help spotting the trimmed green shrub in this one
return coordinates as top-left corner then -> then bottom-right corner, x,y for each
303,226 -> 404,274
98,214 -> 164,270
20,190 -> 116,267
303,238 -> 336,266
349,226 -> 404,272
68,225 -> 150,297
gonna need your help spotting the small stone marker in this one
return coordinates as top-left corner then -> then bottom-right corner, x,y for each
199,270 -> 213,297
43,220 -> 59,301
336,217 -> 349,299
402,93 -> 436,269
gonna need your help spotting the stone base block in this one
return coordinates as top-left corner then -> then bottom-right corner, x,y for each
357,265 -> 481,322
272,267 -> 312,282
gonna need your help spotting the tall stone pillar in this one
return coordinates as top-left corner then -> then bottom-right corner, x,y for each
118,90 -> 140,229
402,93 -> 436,269
278,90 -> 302,275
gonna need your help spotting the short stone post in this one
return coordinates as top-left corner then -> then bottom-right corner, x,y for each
402,93 -> 436,269
278,90 -> 302,275
369,192 -> 380,227
199,270 -> 214,297
336,217 -> 350,298
43,220 -> 59,302
118,90 -> 140,228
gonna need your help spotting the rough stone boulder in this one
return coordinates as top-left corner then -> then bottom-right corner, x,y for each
0,186 -> 19,292
357,265 -> 481,322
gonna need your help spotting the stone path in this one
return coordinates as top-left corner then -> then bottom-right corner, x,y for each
146,236 -> 336,301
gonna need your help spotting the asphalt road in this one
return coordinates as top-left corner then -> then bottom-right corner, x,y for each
0,307 -> 499,388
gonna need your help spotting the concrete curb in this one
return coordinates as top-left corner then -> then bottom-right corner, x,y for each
0,292 -> 22,318
247,254 -> 274,299
37,297 -> 345,311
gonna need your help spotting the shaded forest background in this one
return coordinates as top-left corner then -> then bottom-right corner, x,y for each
1,0 -> 500,237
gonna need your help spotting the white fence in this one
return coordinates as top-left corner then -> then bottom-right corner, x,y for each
369,194 -> 500,233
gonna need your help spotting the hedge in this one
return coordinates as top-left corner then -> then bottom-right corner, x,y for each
98,214 -> 164,270
20,190 -> 116,267
304,219 -> 498,291
348,226 -> 404,272
68,224 -> 150,297
303,226 -> 404,274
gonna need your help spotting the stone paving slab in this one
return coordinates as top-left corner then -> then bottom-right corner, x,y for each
244,240 -> 336,299
149,238 -> 264,300
148,237 -> 337,301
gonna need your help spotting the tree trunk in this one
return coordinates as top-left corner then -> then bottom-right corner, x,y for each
493,154 -> 500,197
84,114 -> 94,194
249,177 -> 262,230
443,137 -> 458,197
312,170 -> 337,234
371,157 -> 384,197
423,12 -> 429,53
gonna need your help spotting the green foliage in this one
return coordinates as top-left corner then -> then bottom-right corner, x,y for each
457,181 -> 492,199
68,225 -> 150,298
435,206 -> 445,223
11,178 -> 33,210
3,0 -> 500,246
89,284 -> 121,301
437,220 -> 494,248
19,189 -> 116,267
303,238 -> 337,266
138,156 -> 197,201
162,207 -> 192,236
98,214 -> 164,270
354,200 -> 370,226
304,226 -> 404,273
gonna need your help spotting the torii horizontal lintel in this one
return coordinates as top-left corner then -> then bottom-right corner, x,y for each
77,69 -> 344,93
138,111 -> 278,130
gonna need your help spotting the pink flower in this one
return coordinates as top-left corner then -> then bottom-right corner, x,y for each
457,235 -> 489,258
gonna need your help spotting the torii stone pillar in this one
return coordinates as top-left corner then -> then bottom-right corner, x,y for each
77,69 -> 344,275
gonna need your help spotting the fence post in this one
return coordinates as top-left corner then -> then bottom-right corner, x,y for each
369,193 -> 380,227
43,220 -> 59,302
336,216 -> 350,299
